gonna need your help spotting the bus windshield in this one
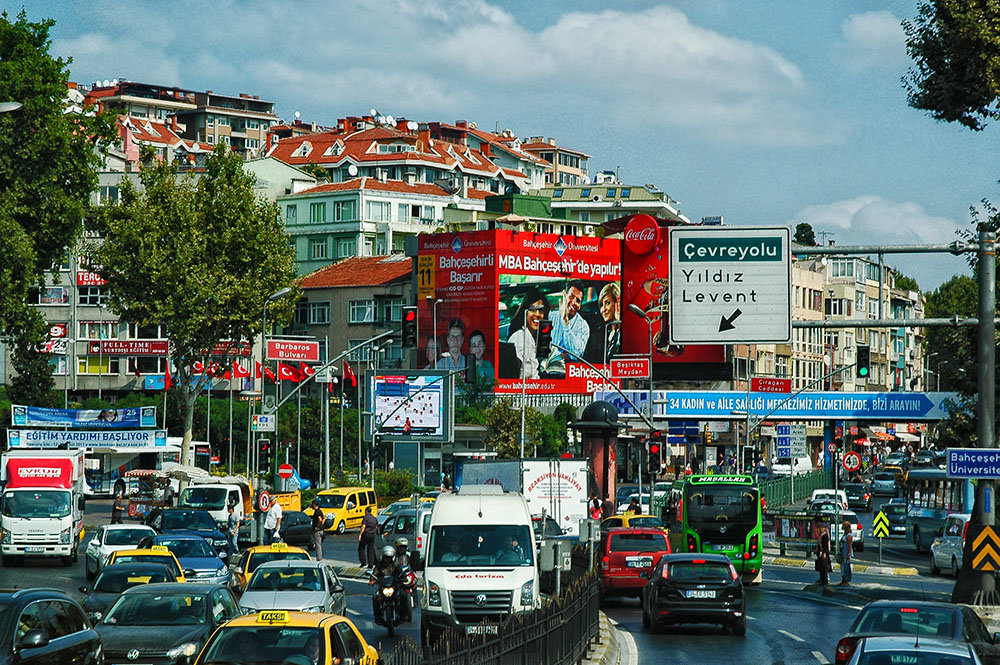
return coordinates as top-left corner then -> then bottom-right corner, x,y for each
684,485 -> 758,524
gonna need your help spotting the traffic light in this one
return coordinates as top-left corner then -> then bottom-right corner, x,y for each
856,345 -> 870,379
259,439 -> 271,470
401,306 -> 418,348
705,431 -> 713,444
648,432 -> 664,475
536,319 -> 553,358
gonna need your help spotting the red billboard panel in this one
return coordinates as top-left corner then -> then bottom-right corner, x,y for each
266,339 -> 320,362
751,377 -> 792,393
611,358 -> 650,379
76,271 -> 106,286
88,340 -> 168,356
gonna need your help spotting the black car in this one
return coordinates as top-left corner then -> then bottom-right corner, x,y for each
883,502 -> 908,536
834,600 -> 1000,665
0,588 -> 102,665
97,582 -> 242,665
278,510 -> 313,547
843,483 -> 872,512
79,561 -> 175,621
641,553 -> 746,636
147,508 -> 230,556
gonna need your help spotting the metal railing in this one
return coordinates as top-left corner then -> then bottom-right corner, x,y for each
386,569 -> 600,665
759,469 -> 833,508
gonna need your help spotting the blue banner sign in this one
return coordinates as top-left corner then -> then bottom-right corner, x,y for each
947,448 -> 1000,479
596,390 -> 958,421
7,429 -> 168,449
776,424 -> 791,457
11,405 -> 157,428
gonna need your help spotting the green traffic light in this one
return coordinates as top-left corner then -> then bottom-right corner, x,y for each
859,367 -> 868,377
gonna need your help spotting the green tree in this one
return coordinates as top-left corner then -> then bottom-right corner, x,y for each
0,11 -> 115,401
894,273 -> 920,292
90,145 -> 298,469
793,222 -> 817,246
903,0 -> 1000,130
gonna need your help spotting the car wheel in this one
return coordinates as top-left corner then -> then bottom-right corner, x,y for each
336,520 -> 346,535
929,552 -> 940,575
951,557 -> 959,579
85,557 -> 95,580
732,617 -> 747,636
913,528 -> 923,553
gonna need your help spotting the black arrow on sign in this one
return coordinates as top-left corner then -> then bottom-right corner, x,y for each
719,309 -> 743,332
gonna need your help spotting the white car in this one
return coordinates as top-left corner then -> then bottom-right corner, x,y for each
84,523 -> 156,580
809,489 -> 848,511
817,508 -> 864,552
617,493 -> 652,514
930,513 -> 971,578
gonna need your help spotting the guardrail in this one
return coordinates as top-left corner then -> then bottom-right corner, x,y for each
386,569 -> 601,665
759,469 -> 834,508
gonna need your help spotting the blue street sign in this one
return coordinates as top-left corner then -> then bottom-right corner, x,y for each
776,423 -> 791,457
597,390 -> 959,421
947,448 -> 1000,479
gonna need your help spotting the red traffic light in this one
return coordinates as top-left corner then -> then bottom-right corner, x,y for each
404,310 -> 417,322
650,443 -> 660,455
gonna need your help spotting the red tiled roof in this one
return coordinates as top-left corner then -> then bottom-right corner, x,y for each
120,115 -> 184,146
292,177 -> 452,198
299,255 -> 412,289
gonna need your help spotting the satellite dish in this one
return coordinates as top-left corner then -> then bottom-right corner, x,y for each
102,79 -> 111,87
452,194 -> 461,205
294,111 -> 300,119
406,120 -> 418,131
370,108 -> 379,117
386,115 -> 395,127
347,164 -> 358,177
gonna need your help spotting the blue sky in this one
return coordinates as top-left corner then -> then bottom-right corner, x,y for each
20,0 -> 998,290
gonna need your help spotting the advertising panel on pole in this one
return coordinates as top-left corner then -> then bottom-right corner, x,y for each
368,370 -> 454,443
7,428 -> 168,449
750,377 -> 792,393
618,215 -> 727,378
12,405 -> 157,428
88,340 -> 169,356
266,339 -> 320,362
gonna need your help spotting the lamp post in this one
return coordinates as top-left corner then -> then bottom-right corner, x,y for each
427,297 -> 442,366
627,304 -> 654,499
260,287 -> 292,486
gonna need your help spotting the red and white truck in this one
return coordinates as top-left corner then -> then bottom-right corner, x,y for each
1,450 -> 87,566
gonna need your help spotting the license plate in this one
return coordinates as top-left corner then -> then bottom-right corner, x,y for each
626,557 -> 653,568
711,545 -> 734,551
24,547 -> 45,553
686,589 -> 715,599
465,625 -> 499,636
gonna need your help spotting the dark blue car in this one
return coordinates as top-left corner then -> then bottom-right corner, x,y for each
138,533 -> 231,585
147,509 -> 230,558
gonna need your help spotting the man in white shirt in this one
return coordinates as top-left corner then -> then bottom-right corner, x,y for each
263,497 -> 283,545
550,281 -> 590,362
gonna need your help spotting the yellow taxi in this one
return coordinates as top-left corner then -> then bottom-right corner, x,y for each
884,465 -> 906,484
602,513 -> 669,533
230,542 -> 311,594
192,610 -> 379,665
307,487 -> 378,534
106,545 -> 186,582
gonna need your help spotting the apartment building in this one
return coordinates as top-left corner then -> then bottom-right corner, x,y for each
172,90 -> 279,158
82,79 -> 197,125
533,183 -> 690,225
518,137 -> 591,186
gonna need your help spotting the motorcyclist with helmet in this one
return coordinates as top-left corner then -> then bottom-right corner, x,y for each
370,545 -> 406,630
393,537 -> 417,621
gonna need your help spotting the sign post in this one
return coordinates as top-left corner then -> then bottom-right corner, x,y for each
873,510 -> 889,564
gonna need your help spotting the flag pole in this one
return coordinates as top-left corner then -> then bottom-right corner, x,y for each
228,367 -> 234,475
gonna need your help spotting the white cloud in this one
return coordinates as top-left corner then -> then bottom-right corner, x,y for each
837,11 -> 907,70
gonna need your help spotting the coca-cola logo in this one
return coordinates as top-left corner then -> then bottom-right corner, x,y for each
623,214 -> 660,256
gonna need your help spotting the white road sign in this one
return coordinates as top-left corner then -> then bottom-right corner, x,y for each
668,226 -> 791,344
790,424 -> 807,457
252,414 -> 275,432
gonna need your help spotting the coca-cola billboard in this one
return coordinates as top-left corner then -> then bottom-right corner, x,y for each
623,214 -> 660,256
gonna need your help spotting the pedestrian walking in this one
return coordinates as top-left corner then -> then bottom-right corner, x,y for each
589,495 -> 602,520
626,497 -> 641,515
815,522 -> 831,586
358,505 -> 378,570
226,503 -> 239,558
839,519 -> 853,586
310,499 -> 325,558
601,495 -> 614,519
263,497 -> 283,545
110,491 -> 125,524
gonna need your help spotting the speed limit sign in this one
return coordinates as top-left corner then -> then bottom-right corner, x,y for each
843,451 -> 862,472
827,443 -> 837,453
258,490 -> 272,512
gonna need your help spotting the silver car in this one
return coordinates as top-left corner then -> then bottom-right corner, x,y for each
930,513 -> 971,578
237,559 -> 346,615
871,472 -> 897,497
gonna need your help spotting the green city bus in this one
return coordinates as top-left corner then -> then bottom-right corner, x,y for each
655,474 -> 763,583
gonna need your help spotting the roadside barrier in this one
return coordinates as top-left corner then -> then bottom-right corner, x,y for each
759,469 -> 834,508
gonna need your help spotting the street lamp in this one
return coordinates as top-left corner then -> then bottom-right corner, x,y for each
258,287 -> 293,487
427,296 -> 443,367
627,304 -> 655,499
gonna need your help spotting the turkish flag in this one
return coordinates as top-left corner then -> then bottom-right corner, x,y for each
232,362 -> 251,378
192,361 -> 204,374
164,365 -> 172,391
255,361 -> 276,383
277,362 -> 304,382
299,363 -> 315,378
343,361 -> 357,388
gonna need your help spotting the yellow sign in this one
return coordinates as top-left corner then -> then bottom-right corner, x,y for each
270,542 -> 288,551
256,610 -> 290,624
126,576 -> 152,584
150,545 -> 169,553
872,511 -> 889,539
973,525 -> 1000,572
417,255 -> 435,300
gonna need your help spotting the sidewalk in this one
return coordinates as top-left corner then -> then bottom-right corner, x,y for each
582,612 -> 622,665
763,547 -> 918,577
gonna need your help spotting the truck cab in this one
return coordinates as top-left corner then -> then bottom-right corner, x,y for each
420,485 -> 539,646
177,478 -> 252,531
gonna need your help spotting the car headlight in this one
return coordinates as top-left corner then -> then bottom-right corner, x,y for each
60,527 -> 71,544
427,581 -> 441,607
213,539 -> 226,548
302,605 -> 324,612
216,567 -> 228,577
239,605 -> 255,614
520,580 -> 534,606
1,529 -> 10,544
166,642 -> 199,658
382,587 -> 395,597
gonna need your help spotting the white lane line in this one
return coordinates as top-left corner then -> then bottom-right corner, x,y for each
346,608 -> 360,617
779,629 -> 805,642
813,650 -> 831,664
746,615 -> 757,621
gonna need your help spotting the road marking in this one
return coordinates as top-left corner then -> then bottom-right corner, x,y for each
746,615 -> 756,621
608,618 -> 639,665
779,629 -> 805,642
813,650 -> 830,663
346,608 -> 360,617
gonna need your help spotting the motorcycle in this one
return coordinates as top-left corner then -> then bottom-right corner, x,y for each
398,564 -> 417,622
371,572 -> 406,636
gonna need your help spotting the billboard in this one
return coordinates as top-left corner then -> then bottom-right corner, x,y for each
12,405 -> 157,428
7,429 -> 168,449
417,230 -> 622,394
367,371 -> 454,443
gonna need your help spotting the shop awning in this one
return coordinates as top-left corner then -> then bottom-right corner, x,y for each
894,432 -> 920,442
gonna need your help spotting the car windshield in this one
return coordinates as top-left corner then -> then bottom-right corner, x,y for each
162,510 -> 216,531
626,517 -> 663,529
1,490 -> 71,518
668,561 -> 732,581
429,524 -> 534,567
103,593 -> 207,626
381,503 -> 406,516
616,486 -> 638,501
875,474 -> 896,481
886,505 -> 907,516
104,529 -> 151,546
609,532 -> 668,552
94,568 -> 169,593
200,626 -> 325,663
853,606 -> 956,636
314,494 -> 346,510
178,487 -> 228,511
857,651 -> 972,665
159,538 -> 216,558
247,566 -> 324,592
247,551 -> 309,574
112,555 -> 181,578
685,485 -> 759,525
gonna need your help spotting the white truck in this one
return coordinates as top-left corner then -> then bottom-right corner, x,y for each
420,485 -> 540,646
1,449 -> 87,566
176,475 -> 253,531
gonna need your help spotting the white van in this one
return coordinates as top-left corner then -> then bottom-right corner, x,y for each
420,485 -> 540,645
809,489 -> 848,511
771,457 -> 813,476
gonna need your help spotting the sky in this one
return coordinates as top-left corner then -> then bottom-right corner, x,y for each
18,0 -> 999,291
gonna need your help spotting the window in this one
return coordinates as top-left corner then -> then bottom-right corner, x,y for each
333,622 -> 366,662
310,239 -> 328,260
560,224 -> 575,236
79,321 -> 117,340
349,300 -> 375,323
217,116 -> 230,126
338,238 -> 357,258
309,202 -> 326,223
366,201 -> 391,222
27,286 -> 70,305
78,356 -> 120,375
207,115 -> 214,125
128,323 -> 166,339
129,357 -> 168,374
553,189 -> 563,198
333,201 -> 355,222
363,237 -> 374,257
620,188 -> 631,197
49,355 -> 68,375
309,301 -> 330,325
398,203 -> 409,223
285,205 -> 297,223
99,185 -> 120,205
78,287 -> 109,306
580,188 -> 591,198
383,298 -> 404,323
579,212 -> 590,222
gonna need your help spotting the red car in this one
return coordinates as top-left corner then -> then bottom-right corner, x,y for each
600,527 -> 672,602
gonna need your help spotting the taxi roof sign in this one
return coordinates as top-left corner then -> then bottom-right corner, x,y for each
256,610 -> 290,624
270,542 -> 288,551
150,545 -> 169,553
